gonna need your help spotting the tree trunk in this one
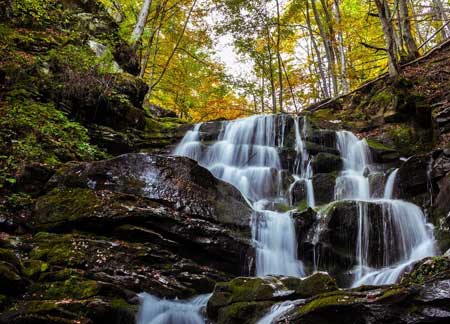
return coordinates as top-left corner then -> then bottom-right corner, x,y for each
305,0 -> 329,98
333,0 -> 349,93
131,0 -> 153,50
311,0 -> 338,97
275,0 -> 283,113
399,0 -> 419,60
374,0 -> 399,78
265,26 -> 277,113
433,0 -> 450,38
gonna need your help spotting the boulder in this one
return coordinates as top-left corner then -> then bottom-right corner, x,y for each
286,259 -> 450,324
366,139 -> 400,163
311,153 -> 342,174
290,180 -> 307,206
398,154 -> 429,199
305,141 -> 340,156
300,201 -> 389,284
33,188 -> 252,276
292,208 -> 317,241
46,154 -> 252,227
199,121 -> 223,142
311,173 -> 336,205
305,129 -> 337,149
207,273 -> 337,321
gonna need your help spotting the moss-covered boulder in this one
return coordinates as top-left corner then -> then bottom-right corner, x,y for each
207,273 -> 337,321
366,138 -> 400,163
45,153 -> 253,227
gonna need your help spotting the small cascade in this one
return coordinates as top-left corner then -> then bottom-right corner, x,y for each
174,115 -> 304,276
257,301 -> 298,324
173,123 -> 203,160
332,130 -> 436,287
292,116 -> 315,207
383,168 -> 399,199
137,293 -> 211,324
334,131 -> 371,200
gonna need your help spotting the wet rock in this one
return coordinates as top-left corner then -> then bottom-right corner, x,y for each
369,171 -> 386,198
199,121 -> 223,142
207,273 -> 337,321
278,148 -> 297,172
432,174 -> 450,252
46,154 -> 252,227
366,138 -> 400,163
311,173 -> 336,205
398,154 -> 429,199
292,208 -> 317,240
290,180 -> 307,206
305,141 -> 340,156
300,201 -> 387,285
33,189 -> 252,276
14,163 -> 54,196
305,129 -> 337,149
286,267 -> 450,324
311,153 -> 342,174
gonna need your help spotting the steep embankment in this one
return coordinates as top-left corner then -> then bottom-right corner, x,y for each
0,0 -> 186,217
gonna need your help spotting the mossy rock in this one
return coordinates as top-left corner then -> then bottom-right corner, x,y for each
298,291 -> 360,316
217,301 -> 274,324
22,260 -> 49,279
402,256 -> 450,285
29,276 -> 100,300
208,273 -> 337,320
311,153 -> 342,174
34,188 -> 101,228
0,261 -> 25,295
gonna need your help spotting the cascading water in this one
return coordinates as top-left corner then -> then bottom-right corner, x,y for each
291,116 -> 315,207
137,293 -> 211,324
175,114 -> 305,276
332,131 -> 436,287
383,168 -> 399,199
138,114 -> 437,324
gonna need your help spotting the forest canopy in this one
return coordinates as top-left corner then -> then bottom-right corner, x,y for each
97,0 -> 449,121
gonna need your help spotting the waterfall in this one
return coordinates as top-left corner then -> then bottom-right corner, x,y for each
174,115 -> 304,276
383,168 -> 399,199
334,130 -> 371,200
333,130 -> 436,287
292,117 -> 315,207
137,293 -> 211,324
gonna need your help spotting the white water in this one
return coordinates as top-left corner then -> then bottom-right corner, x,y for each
292,117 -> 315,207
257,301 -> 298,324
174,115 -> 305,276
332,131 -> 436,287
137,293 -> 211,324
383,168 -> 399,199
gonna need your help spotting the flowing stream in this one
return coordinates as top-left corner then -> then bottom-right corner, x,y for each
139,114 -> 436,323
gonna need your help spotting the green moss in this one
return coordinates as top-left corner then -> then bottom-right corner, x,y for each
32,276 -> 99,299
297,200 -> 308,212
22,260 -> 48,278
371,89 -> 393,106
34,188 -> 101,226
404,256 -> 450,285
275,203 -> 292,212
299,291 -> 357,315
217,301 -> 274,324
377,287 -> 407,301
366,139 -> 395,152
